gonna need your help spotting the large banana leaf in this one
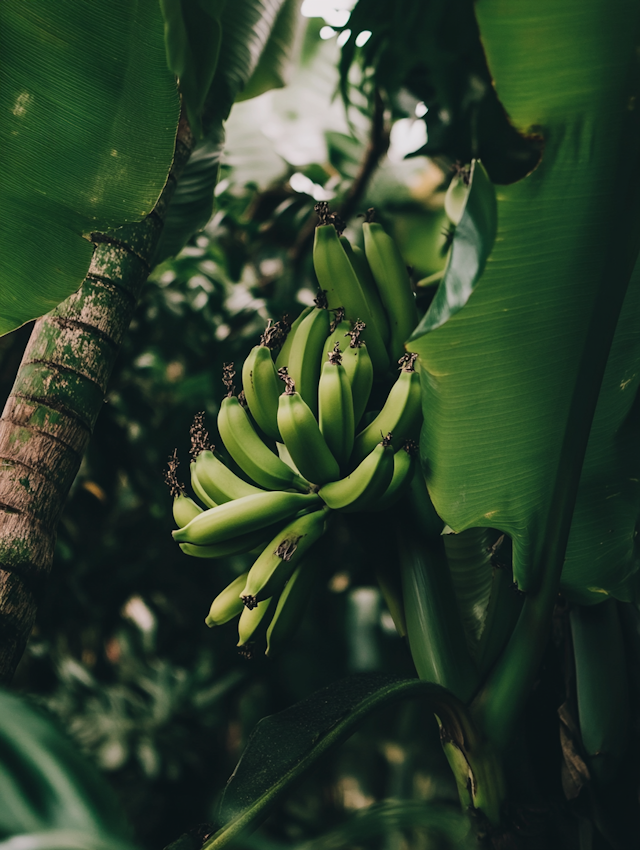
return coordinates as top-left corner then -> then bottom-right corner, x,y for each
155,0 -> 296,262
409,0 -> 640,606
0,0 -> 179,336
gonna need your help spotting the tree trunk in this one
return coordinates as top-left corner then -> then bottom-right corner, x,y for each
0,115 -> 193,682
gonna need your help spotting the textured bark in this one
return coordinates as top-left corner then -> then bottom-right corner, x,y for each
0,115 -> 193,681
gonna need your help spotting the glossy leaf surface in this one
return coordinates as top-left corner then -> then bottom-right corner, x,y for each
409,0 -> 640,599
0,0 -> 179,335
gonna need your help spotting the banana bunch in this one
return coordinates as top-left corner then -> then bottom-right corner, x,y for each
167,207 -> 423,658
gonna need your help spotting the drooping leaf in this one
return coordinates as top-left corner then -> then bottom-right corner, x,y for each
156,0 -> 292,262
0,689 -> 134,845
409,0 -> 640,600
203,674 -> 470,850
236,0 -> 303,103
0,0 -> 179,336
411,160 -> 497,335
159,0 -> 224,139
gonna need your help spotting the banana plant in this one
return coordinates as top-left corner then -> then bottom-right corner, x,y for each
2,0 -> 640,849
0,0 -> 300,681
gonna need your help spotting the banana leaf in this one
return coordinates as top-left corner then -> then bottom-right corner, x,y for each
155,0 -> 298,262
409,0 -> 640,602
0,0 -> 179,336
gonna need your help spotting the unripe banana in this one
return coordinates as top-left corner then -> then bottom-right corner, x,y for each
206,573 -> 248,627
240,506 -> 330,608
313,222 -> 389,374
370,441 -> 417,511
218,394 -> 308,491
282,305 -> 330,416
242,325 -> 282,441
179,523 -> 283,559
275,305 -> 314,372
351,354 -> 422,464
277,371 -> 340,485
266,548 -> 324,657
276,441 -> 307,480
318,437 -> 395,512
173,490 -> 321,545
318,344 -> 355,468
192,450 -> 263,505
191,466 -> 218,509
173,493 -> 203,527
340,235 -> 390,346
340,322 -> 373,427
237,596 -> 277,655
322,309 -> 352,363
363,217 -> 419,361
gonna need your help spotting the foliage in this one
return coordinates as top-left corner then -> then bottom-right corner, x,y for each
3,1 -> 640,849
0,0 -> 179,334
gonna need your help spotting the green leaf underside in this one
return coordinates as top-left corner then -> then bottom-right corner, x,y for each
159,0 -> 223,139
0,690 -> 132,843
0,0 -> 179,335
236,0 -> 302,103
410,160 -> 497,336
156,0 -> 289,263
206,674 -> 466,849
409,0 -> 640,598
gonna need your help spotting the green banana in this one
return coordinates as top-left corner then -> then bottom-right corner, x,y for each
217,394 -> 308,491
237,596 -> 277,656
341,322 -> 374,428
242,324 -> 283,441
313,222 -> 389,374
369,441 -> 417,511
340,235 -> 390,346
351,353 -> 422,464
281,304 -> 330,416
275,305 -> 314,372
318,437 -> 394,512
165,447 -> 211,517
266,548 -> 324,657
179,524 -> 283,559
318,343 -> 355,468
173,493 -> 203,527
173,490 -> 321,545
276,440 -> 307,481
191,468 -> 217,509
240,506 -> 330,608
277,370 -> 340,485
192,450 -> 263,505
206,573 -> 248,627
363,217 -> 419,361
322,309 -> 352,363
